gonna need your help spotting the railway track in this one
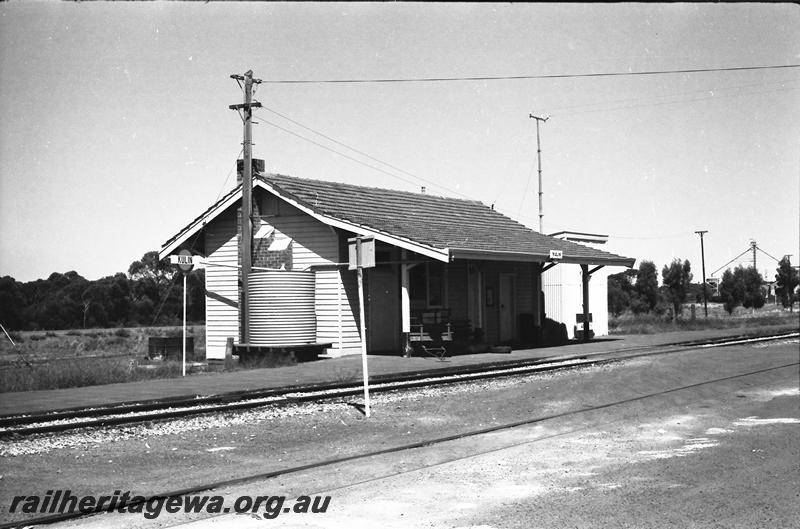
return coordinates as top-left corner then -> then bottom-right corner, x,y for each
0,330 -> 796,438
1,335 -> 797,529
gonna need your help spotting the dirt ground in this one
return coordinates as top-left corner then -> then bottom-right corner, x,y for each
1,339 -> 797,528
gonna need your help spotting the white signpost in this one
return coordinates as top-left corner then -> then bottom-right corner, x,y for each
348,236 -> 375,417
169,249 -> 196,377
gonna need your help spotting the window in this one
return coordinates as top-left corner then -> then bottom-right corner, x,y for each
409,262 -> 447,309
428,263 -> 445,307
409,265 -> 427,307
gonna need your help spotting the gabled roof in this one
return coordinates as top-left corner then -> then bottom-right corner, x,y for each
160,173 -> 635,267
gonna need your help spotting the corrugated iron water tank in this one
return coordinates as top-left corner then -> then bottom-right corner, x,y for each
247,271 -> 316,346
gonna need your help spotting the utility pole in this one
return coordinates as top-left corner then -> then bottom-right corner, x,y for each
695,230 -> 708,318
529,114 -> 549,233
750,239 -> 757,271
230,70 -> 262,344
782,254 -> 793,308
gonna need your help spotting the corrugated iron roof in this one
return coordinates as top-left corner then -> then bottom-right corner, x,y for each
161,173 -> 635,267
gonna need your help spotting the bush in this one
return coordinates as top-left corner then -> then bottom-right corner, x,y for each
629,296 -> 651,315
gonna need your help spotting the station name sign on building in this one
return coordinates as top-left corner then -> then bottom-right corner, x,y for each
169,250 -> 202,272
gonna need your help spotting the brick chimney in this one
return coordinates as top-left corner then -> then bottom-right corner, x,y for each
237,159 -> 266,184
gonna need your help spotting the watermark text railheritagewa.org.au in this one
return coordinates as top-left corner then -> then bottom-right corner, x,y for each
8,490 -> 331,520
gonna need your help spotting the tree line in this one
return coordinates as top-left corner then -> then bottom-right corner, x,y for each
608,256 -> 799,318
3,251 -> 796,331
0,251 -> 205,331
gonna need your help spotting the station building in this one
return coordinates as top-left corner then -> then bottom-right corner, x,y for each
159,168 -> 635,360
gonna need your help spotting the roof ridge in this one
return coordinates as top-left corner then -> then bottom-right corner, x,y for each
260,173 -> 485,207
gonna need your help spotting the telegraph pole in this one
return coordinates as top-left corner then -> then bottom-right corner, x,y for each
750,239 -> 757,271
230,70 -> 262,343
695,230 -> 708,318
529,114 -> 549,233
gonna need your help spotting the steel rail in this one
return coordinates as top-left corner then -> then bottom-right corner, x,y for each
0,330 -> 785,425
1,359 -> 796,529
0,331 -> 796,437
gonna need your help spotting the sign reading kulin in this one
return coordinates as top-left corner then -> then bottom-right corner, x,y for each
549,249 -> 563,260
170,249 -> 198,272
168,249 -> 197,378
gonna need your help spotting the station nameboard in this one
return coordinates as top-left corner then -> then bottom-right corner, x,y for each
348,236 -> 376,270
170,249 -> 199,272
549,250 -> 563,260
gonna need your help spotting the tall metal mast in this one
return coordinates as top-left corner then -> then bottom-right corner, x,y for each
529,114 -> 549,233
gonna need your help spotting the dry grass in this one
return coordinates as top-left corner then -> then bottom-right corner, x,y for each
0,357 -> 186,393
609,303 -> 799,335
0,326 -> 205,393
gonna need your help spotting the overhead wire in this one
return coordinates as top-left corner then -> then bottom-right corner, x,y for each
710,247 -> 755,277
254,108 -> 478,201
251,107 -> 736,239
260,64 -> 800,84
261,72 -> 800,207
709,243 -> 785,279
756,246 -> 781,263
545,77 -> 800,116
257,106 -> 465,197
214,148 -> 245,202
252,67 -> 798,235
255,108 -> 558,230
516,160 -> 536,218
609,232 -> 693,240
257,117 -> 433,191
553,83 -> 800,118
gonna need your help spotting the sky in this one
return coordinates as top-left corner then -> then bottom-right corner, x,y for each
1,3 -> 798,284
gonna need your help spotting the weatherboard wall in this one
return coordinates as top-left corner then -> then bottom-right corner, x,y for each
542,263 -> 610,339
204,208 -> 240,360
